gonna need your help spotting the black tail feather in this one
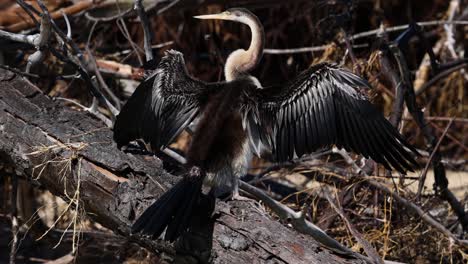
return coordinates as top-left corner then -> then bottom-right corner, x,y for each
131,178 -> 204,241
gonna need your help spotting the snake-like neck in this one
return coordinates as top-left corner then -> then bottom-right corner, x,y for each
224,13 -> 264,81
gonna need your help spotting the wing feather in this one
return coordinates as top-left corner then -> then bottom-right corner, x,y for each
242,63 -> 419,173
114,50 -> 216,151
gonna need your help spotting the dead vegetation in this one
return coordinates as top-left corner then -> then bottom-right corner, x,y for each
0,0 -> 467,263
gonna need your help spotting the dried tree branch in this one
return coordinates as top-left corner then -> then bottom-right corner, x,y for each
366,180 -> 468,248
0,65 -> 39,79
85,47 -> 122,110
323,189 -> 383,264
265,45 -> 346,54
387,42 -> 468,231
9,0 -> 94,32
238,181 -> 361,257
0,68 -> 364,263
134,0 -> 154,62
332,146 -> 468,248
415,59 -> 468,96
418,118 -> 454,197
0,14 -> 51,74
443,0 -> 460,58
26,15 -> 51,73
9,175 -> 18,264
18,0 -> 120,118
116,18 -> 144,65
15,0 -> 41,27
0,29 -> 38,45
349,20 -> 468,41
380,53 -> 405,128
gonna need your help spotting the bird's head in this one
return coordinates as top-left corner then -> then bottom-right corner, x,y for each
194,8 -> 264,79
194,8 -> 255,25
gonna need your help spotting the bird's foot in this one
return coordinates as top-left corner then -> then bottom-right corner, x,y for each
226,178 -> 252,201
230,192 -> 252,201
221,188 -> 252,202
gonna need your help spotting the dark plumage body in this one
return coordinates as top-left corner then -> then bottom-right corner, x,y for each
187,83 -> 247,173
113,8 -> 419,242
116,75 -> 256,240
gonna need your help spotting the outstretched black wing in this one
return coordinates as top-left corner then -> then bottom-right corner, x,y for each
242,63 -> 419,173
114,50 -> 217,150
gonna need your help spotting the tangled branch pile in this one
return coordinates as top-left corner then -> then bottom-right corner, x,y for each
0,0 -> 466,263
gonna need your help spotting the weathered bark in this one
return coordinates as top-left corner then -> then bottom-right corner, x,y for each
0,69 -> 362,263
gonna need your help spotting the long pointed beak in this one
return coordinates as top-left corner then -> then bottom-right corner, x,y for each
193,13 -> 227,20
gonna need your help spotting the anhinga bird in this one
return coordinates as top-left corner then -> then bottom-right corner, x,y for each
113,8 -> 419,241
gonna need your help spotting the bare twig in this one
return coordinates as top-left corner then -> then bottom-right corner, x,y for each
9,0 -> 93,32
264,45 -> 332,54
324,189 -> 383,264
0,65 -> 39,79
95,59 -> 145,80
86,20 -> 99,49
380,52 -> 405,128
85,8 -> 133,23
342,31 -> 360,74
429,121 -> 468,153
156,0 -> 181,15
418,118 -> 454,196
387,43 -> 467,231
332,150 -> 468,248
85,47 -> 122,110
134,0 -> 154,62
48,48 -> 119,118
26,15 -> 51,73
366,180 -> 468,248
9,175 -> 18,264
239,181 -> 358,257
443,0 -> 460,59
34,1 -> 82,56
23,0 -> 120,117
385,22 -> 468,231
0,13 -> 52,75
55,97 -> 112,128
162,148 -> 187,165
0,29 -> 38,45
418,116 -> 468,123
332,147 -> 361,173
264,44 -> 368,54
61,10 -> 72,39
44,253 -> 74,264
349,20 -> 468,41
117,18 -> 143,65
415,60 -> 468,96
15,0 -> 41,26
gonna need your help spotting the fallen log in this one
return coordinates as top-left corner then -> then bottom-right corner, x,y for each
0,69 -> 362,263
